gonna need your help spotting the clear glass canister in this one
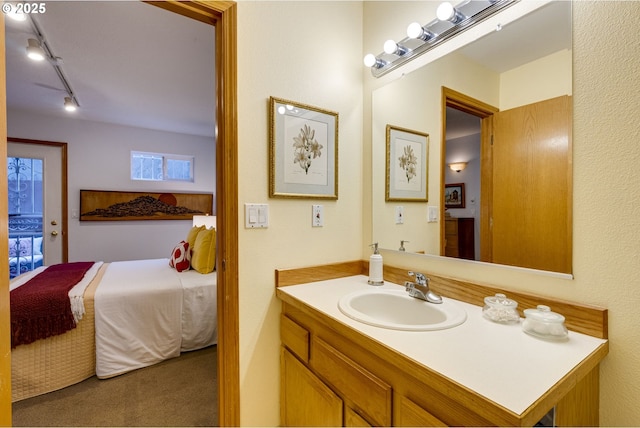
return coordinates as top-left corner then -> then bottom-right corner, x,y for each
482,293 -> 520,324
522,305 -> 568,340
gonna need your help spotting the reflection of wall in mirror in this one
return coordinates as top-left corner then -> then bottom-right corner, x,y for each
372,46 -> 571,266
373,52 -> 498,255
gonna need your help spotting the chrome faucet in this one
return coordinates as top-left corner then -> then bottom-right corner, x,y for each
405,271 -> 442,304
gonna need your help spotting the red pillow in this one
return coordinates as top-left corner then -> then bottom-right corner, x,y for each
169,241 -> 191,272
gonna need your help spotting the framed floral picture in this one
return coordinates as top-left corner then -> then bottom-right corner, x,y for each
445,183 -> 466,208
269,97 -> 338,199
386,125 -> 429,202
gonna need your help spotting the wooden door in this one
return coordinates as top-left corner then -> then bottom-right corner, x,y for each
491,95 -> 572,273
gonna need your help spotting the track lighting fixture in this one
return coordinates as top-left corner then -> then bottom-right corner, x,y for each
22,15 -> 81,112
26,38 -> 45,61
364,0 -> 516,78
64,97 -> 77,112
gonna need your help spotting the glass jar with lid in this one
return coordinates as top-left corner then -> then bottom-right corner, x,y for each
522,305 -> 568,340
482,293 -> 520,324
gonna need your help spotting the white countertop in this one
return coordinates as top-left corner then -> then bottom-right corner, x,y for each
278,275 -> 608,415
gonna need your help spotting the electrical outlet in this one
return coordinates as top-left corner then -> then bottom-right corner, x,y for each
312,205 -> 324,227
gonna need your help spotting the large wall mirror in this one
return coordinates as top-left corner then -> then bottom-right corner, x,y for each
372,1 -> 572,275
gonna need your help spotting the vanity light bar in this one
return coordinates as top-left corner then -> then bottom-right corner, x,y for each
366,0 -> 517,78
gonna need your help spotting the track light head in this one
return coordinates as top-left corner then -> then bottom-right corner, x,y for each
26,38 -> 46,61
64,97 -> 77,112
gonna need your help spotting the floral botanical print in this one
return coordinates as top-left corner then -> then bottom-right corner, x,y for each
293,124 -> 323,174
398,144 -> 418,183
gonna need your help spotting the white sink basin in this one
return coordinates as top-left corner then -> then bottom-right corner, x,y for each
338,288 -> 467,331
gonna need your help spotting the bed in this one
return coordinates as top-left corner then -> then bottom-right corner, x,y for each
10,256 -> 217,402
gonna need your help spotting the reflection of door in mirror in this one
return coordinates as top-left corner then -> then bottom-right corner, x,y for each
492,96 -> 572,273
442,93 -> 572,273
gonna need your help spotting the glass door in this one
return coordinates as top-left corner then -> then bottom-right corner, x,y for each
7,156 -> 44,278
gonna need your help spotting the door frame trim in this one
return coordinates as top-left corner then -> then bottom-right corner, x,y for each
7,137 -> 69,264
146,2 -> 240,426
441,87 -> 499,261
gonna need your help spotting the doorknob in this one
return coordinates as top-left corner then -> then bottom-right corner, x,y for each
51,220 -> 58,226
51,230 -> 59,237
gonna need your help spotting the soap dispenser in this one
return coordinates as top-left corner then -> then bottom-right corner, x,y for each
368,243 -> 384,285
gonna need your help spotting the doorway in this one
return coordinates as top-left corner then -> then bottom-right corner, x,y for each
7,138 -> 68,278
441,87 -> 498,262
0,2 -> 239,425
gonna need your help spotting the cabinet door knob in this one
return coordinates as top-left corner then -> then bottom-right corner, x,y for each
51,230 -> 59,237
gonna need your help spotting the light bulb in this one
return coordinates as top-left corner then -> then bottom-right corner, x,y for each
26,39 -> 45,61
363,53 -> 377,68
383,39 -> 398,55
436,2 -> 455,21
407,22 -> 423,39
407,22 -> 435,41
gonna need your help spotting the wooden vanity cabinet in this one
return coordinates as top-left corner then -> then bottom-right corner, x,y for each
281,312 -> 390,427
279,299 -> 604,427
280,307 -> 495,427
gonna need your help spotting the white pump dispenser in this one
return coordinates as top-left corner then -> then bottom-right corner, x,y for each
368,243 -> 384,285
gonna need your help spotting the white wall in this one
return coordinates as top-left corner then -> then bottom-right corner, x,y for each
237,1 -> 364,425
8,109 -> 215,262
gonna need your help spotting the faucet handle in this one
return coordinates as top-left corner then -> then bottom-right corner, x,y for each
408,271 -> 427,284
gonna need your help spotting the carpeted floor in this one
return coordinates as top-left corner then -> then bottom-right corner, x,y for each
12,345 -> 218,427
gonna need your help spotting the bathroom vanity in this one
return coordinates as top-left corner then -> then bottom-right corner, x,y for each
276,261 -> 608,427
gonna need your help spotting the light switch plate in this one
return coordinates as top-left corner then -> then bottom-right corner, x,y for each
245,203 -> 268,228
395,206 -> 404,224
427,206 -> 438,223
312,205 -> 323,227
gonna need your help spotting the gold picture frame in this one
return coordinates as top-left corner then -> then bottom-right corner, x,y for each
386,125 -> 429,202
269,96 -> 338,199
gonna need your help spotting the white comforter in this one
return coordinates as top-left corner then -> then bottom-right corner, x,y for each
94,258 -> 217,378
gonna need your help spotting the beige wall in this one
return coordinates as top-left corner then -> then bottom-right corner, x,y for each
500,49 -> 572,110
237,2 -> 364,425
236,1 -> 639,425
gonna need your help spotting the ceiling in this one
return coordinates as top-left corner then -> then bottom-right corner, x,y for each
4,1 -> 569,141
5,1 -> 216,138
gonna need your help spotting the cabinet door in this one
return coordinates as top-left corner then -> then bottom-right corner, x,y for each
281,348 -> 343,427
395,394 -> 448,427
311,337 -> 392,426
345,407 -> 372,427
